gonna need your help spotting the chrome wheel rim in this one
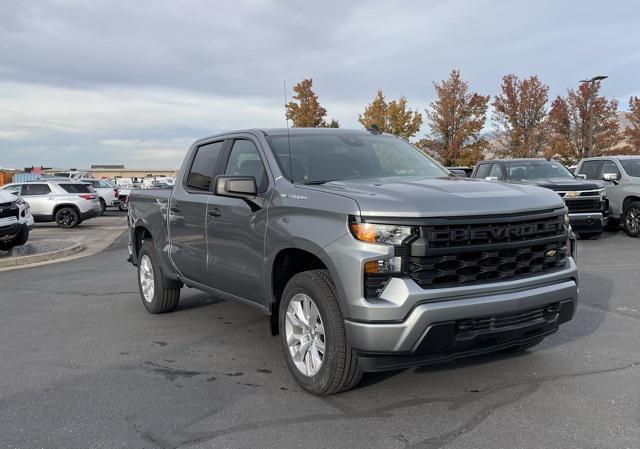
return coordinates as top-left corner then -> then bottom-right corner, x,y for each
285,293 -> 325,377
139,255 -> 155,302
626,207 -> 640,234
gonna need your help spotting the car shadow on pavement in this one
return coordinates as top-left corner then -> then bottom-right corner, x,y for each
175,291 -> 226,311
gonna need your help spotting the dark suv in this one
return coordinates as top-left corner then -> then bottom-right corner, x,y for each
471,159 -> 608,239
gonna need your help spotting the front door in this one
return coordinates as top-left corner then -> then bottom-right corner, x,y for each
20,183 -> 54,218
168,140 -> 226,285
205,137 -> 271,307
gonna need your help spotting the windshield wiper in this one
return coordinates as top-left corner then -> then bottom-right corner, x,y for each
302,179 -> 338,185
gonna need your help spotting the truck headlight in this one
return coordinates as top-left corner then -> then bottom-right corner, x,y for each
350,223 -> 417,245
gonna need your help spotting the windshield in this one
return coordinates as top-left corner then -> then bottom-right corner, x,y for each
620,159 -> 640,177
269,134 -> 448,183
503,161 -> 574,180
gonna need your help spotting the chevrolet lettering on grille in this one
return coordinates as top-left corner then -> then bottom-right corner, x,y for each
427,221 -> 562,243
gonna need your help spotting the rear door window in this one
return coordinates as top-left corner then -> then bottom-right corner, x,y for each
186,141 -> 226,191
59,184 -> 93,193
21,184 -> 52,195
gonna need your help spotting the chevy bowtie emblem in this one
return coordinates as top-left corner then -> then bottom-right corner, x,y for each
545,249 -> 557,257
565,191 -> 578,198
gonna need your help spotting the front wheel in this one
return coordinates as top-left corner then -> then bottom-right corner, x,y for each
137,240 -> 180,313
623,201 -> 640,237
279,269 -> 362,395
118,200 -> 128,211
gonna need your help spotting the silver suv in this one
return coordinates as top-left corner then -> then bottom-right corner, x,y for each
576,156 -> 640,237
1,181 -> 102,228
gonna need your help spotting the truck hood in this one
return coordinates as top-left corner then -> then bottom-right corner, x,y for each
0,191 -> 18,203
305,176 -> 565,218
508,178 -> 604,191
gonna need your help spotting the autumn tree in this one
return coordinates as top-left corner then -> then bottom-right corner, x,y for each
358,90 -> 422,139
492,74 -> 549,158
424,70 -> 489,166
624,96 -> 640,153
286,78 -> 338,128
546,82 -> 624,164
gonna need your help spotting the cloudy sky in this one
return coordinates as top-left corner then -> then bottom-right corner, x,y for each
1,0 -> 639,169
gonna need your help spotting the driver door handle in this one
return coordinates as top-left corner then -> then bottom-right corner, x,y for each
208,208 -> 222,217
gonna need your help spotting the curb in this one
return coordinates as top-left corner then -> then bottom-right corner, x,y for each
0,243 -> 85,269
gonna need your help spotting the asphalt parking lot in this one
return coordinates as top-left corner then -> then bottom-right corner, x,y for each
1,229 -> 639,449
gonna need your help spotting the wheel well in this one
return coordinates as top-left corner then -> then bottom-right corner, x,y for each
270,248 -> 326,335
133,226 -> 152,259
53,204 -> 81,217
623,196 -> 640,213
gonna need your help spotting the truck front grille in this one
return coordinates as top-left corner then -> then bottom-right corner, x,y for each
408,209 -> 567,289
565,198 -> 602,213
0,203 -> 19,220
362,209 -> 569,297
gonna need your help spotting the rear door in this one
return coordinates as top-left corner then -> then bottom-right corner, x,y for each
168,140 -> 227,285
20,183 -> 53,217
204,136 -> 271,307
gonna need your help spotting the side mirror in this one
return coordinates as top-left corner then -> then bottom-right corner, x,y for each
449,169 -> 467,177
484,176 -> 499,181
215,176 -> 257,199
576,174 -> 587,180
602,173 -> 620,182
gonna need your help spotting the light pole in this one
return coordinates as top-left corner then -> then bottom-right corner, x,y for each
579,75 -> 608,158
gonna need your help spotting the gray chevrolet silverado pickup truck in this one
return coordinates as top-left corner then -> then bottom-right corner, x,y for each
127,128 -> 579,395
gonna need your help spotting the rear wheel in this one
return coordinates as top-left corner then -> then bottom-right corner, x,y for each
623,201 -> 640,237
55,207 -> 80,228
279,269 -> 362,395
99,198 -> 106,215
137,240 -> 180,313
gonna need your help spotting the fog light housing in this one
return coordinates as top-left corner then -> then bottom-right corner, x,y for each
364,257 -> 403,274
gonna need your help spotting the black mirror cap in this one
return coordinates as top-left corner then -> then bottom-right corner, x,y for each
215,175 -> 257,199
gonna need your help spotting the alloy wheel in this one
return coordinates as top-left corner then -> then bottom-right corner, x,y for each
626,207 -> 640,234
139,255 -> 155,302
285,293 -> 325,377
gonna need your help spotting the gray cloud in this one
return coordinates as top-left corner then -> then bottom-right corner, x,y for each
1,0 -> 639,168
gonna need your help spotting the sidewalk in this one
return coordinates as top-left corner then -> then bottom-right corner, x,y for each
0,211 -> 128,271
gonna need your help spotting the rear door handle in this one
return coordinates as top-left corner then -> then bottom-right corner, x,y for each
208,208 -> 222,217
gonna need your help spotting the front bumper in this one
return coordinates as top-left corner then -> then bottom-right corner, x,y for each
569,212 -> 606,232
342,257 -> 578,371
345,272 -> 577,351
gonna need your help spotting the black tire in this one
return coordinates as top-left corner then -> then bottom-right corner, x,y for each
577,231 -> 602,240
118,200 -> 128,212
279,269 -> 362,395
503,337 -> 545,353
137,239 -> 180,314
623,201 -> 640,238
99,198 -> 106,215
55,207 -> 80,228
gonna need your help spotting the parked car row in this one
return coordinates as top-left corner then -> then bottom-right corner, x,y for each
1,180 -> 102,228
449,155 -> 640,238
